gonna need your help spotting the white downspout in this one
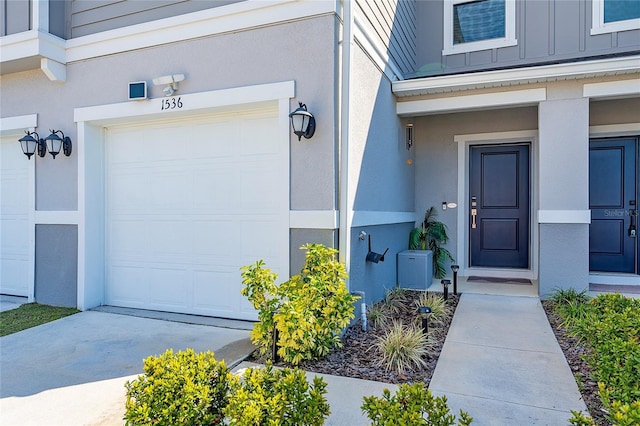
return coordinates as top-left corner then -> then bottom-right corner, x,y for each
338,0 -> 353,288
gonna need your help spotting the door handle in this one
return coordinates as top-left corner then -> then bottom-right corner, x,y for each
471,208 -> 477,229
629,208 -> 637,238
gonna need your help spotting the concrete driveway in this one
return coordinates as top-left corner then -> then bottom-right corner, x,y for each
0,311 -> 252,425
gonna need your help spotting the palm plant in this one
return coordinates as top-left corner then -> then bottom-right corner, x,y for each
409,207 -> 455,279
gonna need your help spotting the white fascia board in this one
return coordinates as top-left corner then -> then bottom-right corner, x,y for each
397,88 -> 546,116
538,210 -> 591,224
66,0 -> 337,62
0,114 -> 38,135
34,211 -> 79,225
351,211 -> 416,227
583,79 -> 640,99
0,30 -> 66,63
393,55 -> 640,97
290,210 -> 339,229
74,80 -> 295,124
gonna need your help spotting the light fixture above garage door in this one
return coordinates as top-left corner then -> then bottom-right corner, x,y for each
289,102 -> 316,141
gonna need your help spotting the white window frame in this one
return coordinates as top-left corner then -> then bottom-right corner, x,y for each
443,0 -> 517,55
591,0 -> 640,35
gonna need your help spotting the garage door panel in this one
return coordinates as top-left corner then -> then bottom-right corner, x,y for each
1,137 -> 31,297
193,269 -> 237,313
106,109 -> 287,320
109,265 -> 148,304
149,267 -> 189,308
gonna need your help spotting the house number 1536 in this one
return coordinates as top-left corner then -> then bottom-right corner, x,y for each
161,97 -> 183,111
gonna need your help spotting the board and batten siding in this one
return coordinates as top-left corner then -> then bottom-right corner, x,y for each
356,0 -> 417,77
0,0 -> 30,36
415,0 -> 640,78
70,0 -> 244,38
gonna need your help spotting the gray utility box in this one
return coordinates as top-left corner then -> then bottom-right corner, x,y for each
398,250 -> 433,290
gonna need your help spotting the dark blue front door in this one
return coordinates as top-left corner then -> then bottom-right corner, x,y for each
589,138 -> 639,274
469,144 -> 530,268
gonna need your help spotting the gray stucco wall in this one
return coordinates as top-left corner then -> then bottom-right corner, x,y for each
1,15 -> 339,212
414,0 -> 640,77
538,224 -> 589,298
350,223 -> 415,306
290,229 -> 337,277
35,224 -> 78,307
590,98 -> 640,126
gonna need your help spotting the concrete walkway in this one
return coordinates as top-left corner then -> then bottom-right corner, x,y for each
429,293 -> 588,425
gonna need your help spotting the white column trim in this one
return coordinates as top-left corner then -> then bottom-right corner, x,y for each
583,79 -> 640,99
397,88 -> 546,116
538,210 -> 591,224
34,211 -> 79,224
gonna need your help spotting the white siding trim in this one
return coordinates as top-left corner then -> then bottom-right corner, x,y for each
397,88 -> 546,116
0,30 -> 66,64
393,56 -> 640,97
0,114 -> 38,302
290,210 -> 339,229
66,0 -> 336,62
32,0 -> 49,32
583,79 -> 640,99
75,81 -> 295,124
538,210 -> 591,224
34,211 -> 79,224
351,211 -> 416,227
589,273 -> 640,286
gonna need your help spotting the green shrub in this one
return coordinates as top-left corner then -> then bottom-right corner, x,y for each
550,291 -> 640,425
361,383 -> 473,425
225,363 -> 330,425
124,349 -> 231,426
414,291 -> 451,325
374,320 -> 433,374
366,303 -> 393,329
241,244 -> 358,365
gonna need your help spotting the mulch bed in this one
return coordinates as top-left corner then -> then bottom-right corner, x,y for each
250,291 -> 460,386
248,292 -> 607,424
542,301 -> 609,426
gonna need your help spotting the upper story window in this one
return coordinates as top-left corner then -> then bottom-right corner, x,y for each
444,0 -> 516,55
592,0 -> 640,34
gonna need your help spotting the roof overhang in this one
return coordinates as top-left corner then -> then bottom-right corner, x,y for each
392,55 -> 640,98
0,30 -> 66,81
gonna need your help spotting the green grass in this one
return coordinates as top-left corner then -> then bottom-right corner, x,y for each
0,303 -> 80,337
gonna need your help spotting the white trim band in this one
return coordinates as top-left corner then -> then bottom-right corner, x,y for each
34,211 -> 79,225
397,88 -> 546,116
0,114 -> 38,134
538,210 -> 591,224
289,210 -> 339,229
583,79 -> 640,99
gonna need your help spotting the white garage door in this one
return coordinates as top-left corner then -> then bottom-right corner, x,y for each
0,136 -> 31,297
105,108 -> 288,320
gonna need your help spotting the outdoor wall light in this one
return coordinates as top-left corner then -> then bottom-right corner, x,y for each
289,102 -> 316,141
451,264 -> 460,295
18,131 -> 46,159
44,130 -> 72,159
418,306 -> 432,334
441,279 -> 451,301
405,123 -> 413,150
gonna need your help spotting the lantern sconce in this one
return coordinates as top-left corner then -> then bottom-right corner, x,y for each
18,129 -> 72,159
289,102 -> 316,141
18,131 -> 47,159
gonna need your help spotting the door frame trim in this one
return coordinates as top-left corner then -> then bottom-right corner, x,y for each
589,123 -> 640,285
455,130 -> 538,279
